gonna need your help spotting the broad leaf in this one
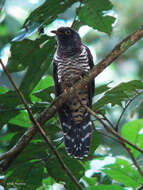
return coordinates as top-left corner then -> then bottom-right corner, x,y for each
93,80 -> 143,110
0,91 -> 21,127
103,158 -> 142,188
7,36 -> 56,98
0,86 -> 9,94
33,86 -> 54,103
18,37 -> 56,96
46,149 -> 84,189
7,35 -> 52,73
86,184 -> 125,190
6,162 -> 44,190
89,130 -> 101,156
78,0 -> 115,35
22,0 -> 79,39
121,119 -> 143,158
0,91 -> 21,106
5,141 -> 49,190
94,83 -> 111,96
37,177 -> 55,190
9,111 -> 31,128
32,75 -> 53,92
83,176 -> 97,186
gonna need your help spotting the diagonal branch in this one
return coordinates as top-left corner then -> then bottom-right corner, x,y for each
82,105 -> 143,178
122,143 -> 143,177
0,60 -> 83,190
115,92 -> 142,131
82,104 -> 143,154
1,26 -> 143,171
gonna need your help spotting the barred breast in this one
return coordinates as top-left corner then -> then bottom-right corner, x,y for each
54,45 -> 90,87
54,45 -> 91,125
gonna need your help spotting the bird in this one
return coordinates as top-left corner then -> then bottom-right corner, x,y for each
51,27 -> 95,159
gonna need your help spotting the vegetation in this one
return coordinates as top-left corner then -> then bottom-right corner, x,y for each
0,0 -> 143,189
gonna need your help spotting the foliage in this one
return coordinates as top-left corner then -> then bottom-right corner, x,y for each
78,0 -> 115,35
0,0 -> 143,190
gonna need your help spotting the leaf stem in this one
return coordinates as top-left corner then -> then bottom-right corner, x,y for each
115,92 -> 141,131
122,143 -> 143,178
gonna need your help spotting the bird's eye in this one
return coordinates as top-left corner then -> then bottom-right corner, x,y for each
65,30 -> 71,35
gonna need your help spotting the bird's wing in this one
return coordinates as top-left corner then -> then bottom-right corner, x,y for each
84,45 -> 95,106
53,59 -> 62,97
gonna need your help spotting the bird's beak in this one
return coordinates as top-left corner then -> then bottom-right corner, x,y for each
51,30 -> 57,34
51,30 -> 62,35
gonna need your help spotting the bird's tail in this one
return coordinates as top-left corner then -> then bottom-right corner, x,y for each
60,110 -> 92,159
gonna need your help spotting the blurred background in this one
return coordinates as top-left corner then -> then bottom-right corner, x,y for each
0,0 -> 143,189
1,0 -> 143,85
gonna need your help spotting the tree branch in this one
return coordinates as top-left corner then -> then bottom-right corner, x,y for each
0,60 -> 83,190
97,111 -> 114,128
115,92 -> 141,131
122,143 -> 143,177
82,104 -> 143,154
83,105 -> 143,178
1,26 -> 143,170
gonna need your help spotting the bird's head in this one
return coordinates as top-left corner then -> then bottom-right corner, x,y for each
51,27 -> 81,49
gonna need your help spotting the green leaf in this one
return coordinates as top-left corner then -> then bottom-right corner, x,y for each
93,80 -> 143,110
34,121 -> 61,144
89,130 -> 101,156
121,119 -> 143,158
9,111 -> 31,128
103,158 -> 142,188
6,162 -> 44,190
12,23 -> 40,41
86,184 -> 125,190
4,140 -> 49,189
18,36 -> 56,96
33,86 -> 54,103
32,75 -> 53,92
0,86 -> 9,94
7,36 -> 56,98
78,0 -> 115,35
7,35 -> 51,73
23,0 -> 79,33
7,125 -> 31,149
0,91 -> 21,106
46,149 -> 84,189
108,80 -> 143,95
0,91 -> 21,127
0,110 -> 19,128
83,176 -> 97,186
95,83 -> 111,96
37,177 -> 55,190
30,75 -> 54,103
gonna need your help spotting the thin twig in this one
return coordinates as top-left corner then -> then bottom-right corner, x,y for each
82,104 -> 143,154
115,92 -> 141,131
122,143 -> 143,177
0,60 -> 83,190
1,26 -> 143,170
84,105 -> 143,178
97,112 -> 114,128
